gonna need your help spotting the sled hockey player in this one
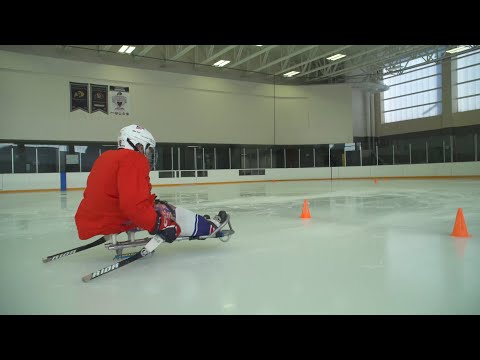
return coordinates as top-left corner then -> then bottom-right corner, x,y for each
74,124 -> 227,244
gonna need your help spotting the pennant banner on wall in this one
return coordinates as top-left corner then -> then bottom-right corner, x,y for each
70,82 -> 89,113
109,85 -> 130,116
90,84 -> 108,114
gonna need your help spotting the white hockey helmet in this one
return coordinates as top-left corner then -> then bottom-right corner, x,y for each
117,124 -> 156,157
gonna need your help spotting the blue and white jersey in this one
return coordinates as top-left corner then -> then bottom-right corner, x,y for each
174,206 -> 215,237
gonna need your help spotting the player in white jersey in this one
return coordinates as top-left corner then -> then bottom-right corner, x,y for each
154,199 -> 228,238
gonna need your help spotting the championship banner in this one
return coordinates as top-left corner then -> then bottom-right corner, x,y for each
70,82 -> 89,113
109,85 -> 130,116
90,84 -> 108,114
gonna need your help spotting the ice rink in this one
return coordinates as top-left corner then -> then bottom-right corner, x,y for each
1,178 -> 479,315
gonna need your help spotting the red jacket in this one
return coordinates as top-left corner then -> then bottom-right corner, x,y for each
75,149 -> 158,240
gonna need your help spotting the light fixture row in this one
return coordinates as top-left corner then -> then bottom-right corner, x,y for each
118,45 -> 136,54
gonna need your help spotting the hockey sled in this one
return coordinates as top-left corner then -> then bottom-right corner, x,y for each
42,214 -> 235,282
106,213 -> 235,259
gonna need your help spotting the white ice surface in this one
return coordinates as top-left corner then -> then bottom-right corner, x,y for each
1,179 -> 479,314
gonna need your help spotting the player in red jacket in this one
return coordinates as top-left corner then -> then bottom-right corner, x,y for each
75,124 -> 180,242
75,124 -> 227,243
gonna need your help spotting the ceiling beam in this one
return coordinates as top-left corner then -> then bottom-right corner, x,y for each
201,45 -> 238,64
137,45 -> 155,56
333,45 -> 435,78
205,45 -> 215,58
381,46 -> 464,78
170,45 -> 197,60
253,45 -> 318,72
274,45 -> 354,76
307,45 -> 434,81
234,46 -> 245,61
296,46 -> 389,78
228,45 -> 278,68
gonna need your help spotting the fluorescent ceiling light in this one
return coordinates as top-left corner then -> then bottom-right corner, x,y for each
326,53 -> 346,61
213,59 -> 230,67
256,45 -> 263,47
283,71 -> 300,77
118,45 -> 135,54
125,46 -> 136,54
446,45 -> 472,54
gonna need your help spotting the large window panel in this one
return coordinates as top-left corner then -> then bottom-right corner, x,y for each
454,50 -> 480,112
383,57 -> 442,123
457,79 -> 480,98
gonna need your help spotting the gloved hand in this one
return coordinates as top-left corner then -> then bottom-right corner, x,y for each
160,224 -> 179,243
149,211 -> 181,243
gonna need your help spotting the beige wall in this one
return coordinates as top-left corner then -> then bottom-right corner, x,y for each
0,50 -> 355,145
375,58 -> 480,137
274,84 -> 353,144
0,50 -> 274,144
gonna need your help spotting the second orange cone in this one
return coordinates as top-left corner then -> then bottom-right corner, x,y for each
300,199 -> 311,219
451,208 -> 470,237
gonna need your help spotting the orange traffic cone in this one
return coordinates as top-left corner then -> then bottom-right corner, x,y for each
300,199 -> 311,219
451,208 -> 470,237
